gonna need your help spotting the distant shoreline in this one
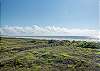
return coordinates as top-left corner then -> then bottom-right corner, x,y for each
0,35 -> 99,42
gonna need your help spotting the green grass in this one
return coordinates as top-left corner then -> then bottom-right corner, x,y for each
0,37 -> 99,71
96,52 -> 100,55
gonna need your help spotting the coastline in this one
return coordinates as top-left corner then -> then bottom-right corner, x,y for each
1,36 -> 99,42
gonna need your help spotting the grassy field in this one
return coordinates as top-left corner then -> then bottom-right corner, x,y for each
0,37 -> 100,71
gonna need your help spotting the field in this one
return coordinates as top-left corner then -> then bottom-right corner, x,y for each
0,37 -> 100,71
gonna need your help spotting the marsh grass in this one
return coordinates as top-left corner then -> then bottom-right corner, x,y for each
0,37 -> 99,71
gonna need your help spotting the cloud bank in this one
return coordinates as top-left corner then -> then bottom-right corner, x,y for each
0,25 -> 99,37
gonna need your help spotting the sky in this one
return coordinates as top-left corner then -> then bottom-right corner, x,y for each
0,0 -> 100,37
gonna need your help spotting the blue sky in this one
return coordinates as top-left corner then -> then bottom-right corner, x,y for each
0,0 -> 99,36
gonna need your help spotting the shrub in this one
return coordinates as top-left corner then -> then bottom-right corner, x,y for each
78,41 -> 99,49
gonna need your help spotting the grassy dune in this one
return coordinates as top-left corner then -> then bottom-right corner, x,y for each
0,37 -> 100,71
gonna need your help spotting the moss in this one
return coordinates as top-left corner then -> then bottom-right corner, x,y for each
0,37 -> 97,71
97,63 -> 100,67
96,52 -> 100,55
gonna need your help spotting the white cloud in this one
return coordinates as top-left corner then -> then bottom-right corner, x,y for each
98,31 -> 100,39
0,25 -> 99,37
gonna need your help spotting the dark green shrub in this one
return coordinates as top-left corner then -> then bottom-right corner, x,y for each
48,40 -> 56,44
78,41 -> 99,49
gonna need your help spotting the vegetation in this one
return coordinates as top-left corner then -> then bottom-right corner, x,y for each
0,37 -> 100,71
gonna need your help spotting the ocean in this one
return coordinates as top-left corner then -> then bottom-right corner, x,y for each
12,36 -> 99,42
